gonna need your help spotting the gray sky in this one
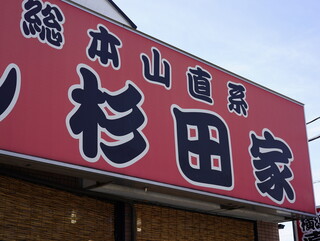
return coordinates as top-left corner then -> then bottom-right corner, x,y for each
115,1 -> 320,240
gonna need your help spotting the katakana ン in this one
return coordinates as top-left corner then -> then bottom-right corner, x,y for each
187,65 -> 213,105
171,105 -> 233,190
87,24 -> 122,70
21,0 -> 65,49
249,129 -> 295,204
67,64 -> 148,168
0,64 -> 21,121
141,47 -> 171,89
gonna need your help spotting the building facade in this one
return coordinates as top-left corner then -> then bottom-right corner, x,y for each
0,0 -> 315,240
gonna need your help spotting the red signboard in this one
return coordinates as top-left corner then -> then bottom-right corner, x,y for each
295,207 -> 320,240
0,0 -> 315,215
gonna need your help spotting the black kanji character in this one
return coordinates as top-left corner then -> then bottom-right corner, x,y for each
41,3 -> 65,48
302,218 -> 317,232
87,24 -> 122,70
21,0 -> 65,49
187,66 -> 213,105
301,213 -> 320,232
303,231 -> 320,241
227,81 -> 248,117
67,64 -> 148,167
171,105 -> 233,189
0,64 -> 21,121
249,129 -> 295,204
141,47 -> 171,89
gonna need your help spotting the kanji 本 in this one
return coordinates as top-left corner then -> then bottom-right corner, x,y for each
66,64 -> 148,168
21,0 -> 65,49
249,129 -> 295,204
140,47 -> 171,89
87,24 -> 122,70
187,65 -> 213,105
227,81 -> 248,117
171,105 -> 233,190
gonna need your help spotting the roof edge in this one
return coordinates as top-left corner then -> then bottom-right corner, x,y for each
107,0 -> 137,29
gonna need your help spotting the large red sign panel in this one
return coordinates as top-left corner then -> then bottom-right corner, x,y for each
0,0 -> 315,215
